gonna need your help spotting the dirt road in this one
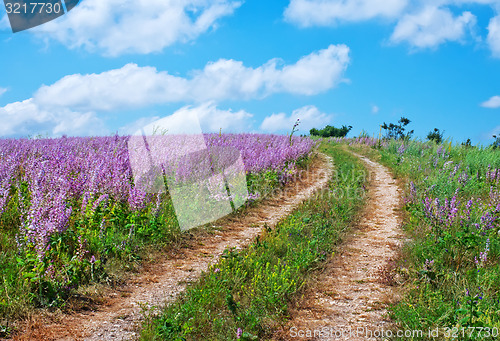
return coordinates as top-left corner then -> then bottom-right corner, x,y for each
274,152 -> 404,341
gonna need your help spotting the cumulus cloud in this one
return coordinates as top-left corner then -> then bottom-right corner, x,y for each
34,64 -> 189,111
0,99 -> 254,138
260,105 -> 333,133
34,44 -> 350,110
0,99 -> 107,137
284,0 -> 408,26
284,0 -> 500,54
118,116 -> 162,136
187,102 -> 254,132
34,0 -> 241,56
481,95 -> 500,108
188,45 -> 350,99
2,46 -> 348,137
122,102 -> 253,135
390,6 -> 476,48
119,103 -> 254,136
487,15 -> 500,57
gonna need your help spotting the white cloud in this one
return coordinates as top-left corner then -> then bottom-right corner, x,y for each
181,44 -> 350,99
371,105 -> 380,113
0,87 -> 7,97
481,95 -> 500,108
135,108 -> 204,136
390,6 -> 476,48
52,111 -> 108,136
0,99 -> 107,137
284,0 -> 409,27
34,64 -> 189,111
35,0 -> 242,56
184,102 -> 254,132
34,45 -> 350,110
487,15 -> 500,57
260,105 -> 333,133
118,116 -> 162,135
284,0 -> 500,54
120,103 -> 253,135
1,45 -> 349,137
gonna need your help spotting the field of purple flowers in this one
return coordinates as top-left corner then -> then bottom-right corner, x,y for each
344,138 -> 500,339
0,134 -> 315,322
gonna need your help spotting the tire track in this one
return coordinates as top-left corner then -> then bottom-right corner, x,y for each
274,152 -> 404,341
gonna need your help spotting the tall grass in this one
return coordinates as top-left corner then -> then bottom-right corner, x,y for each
348,139 -> 500,340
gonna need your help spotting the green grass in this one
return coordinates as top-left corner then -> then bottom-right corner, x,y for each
347,139 -> 500,340
139,144 -> 367,341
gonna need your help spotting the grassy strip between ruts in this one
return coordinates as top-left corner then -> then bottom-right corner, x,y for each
139,143 -> 367,341
347,140 -> 500,340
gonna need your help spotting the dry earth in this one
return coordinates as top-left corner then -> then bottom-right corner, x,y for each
273,152 -> 404,341
10,153 -> 333,341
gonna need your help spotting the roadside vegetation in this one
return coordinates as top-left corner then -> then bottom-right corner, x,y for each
341,131 -> 500,339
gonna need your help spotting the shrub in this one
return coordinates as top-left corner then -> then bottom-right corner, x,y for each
381,116 -> 414,140
309,125 -> 352,138
426,128 -> 445,144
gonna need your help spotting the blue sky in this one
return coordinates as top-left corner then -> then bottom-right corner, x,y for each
0,0 -> 499,144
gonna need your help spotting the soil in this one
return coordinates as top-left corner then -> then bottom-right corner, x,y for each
9,153 -> 333,341
272,152 -> 404,341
